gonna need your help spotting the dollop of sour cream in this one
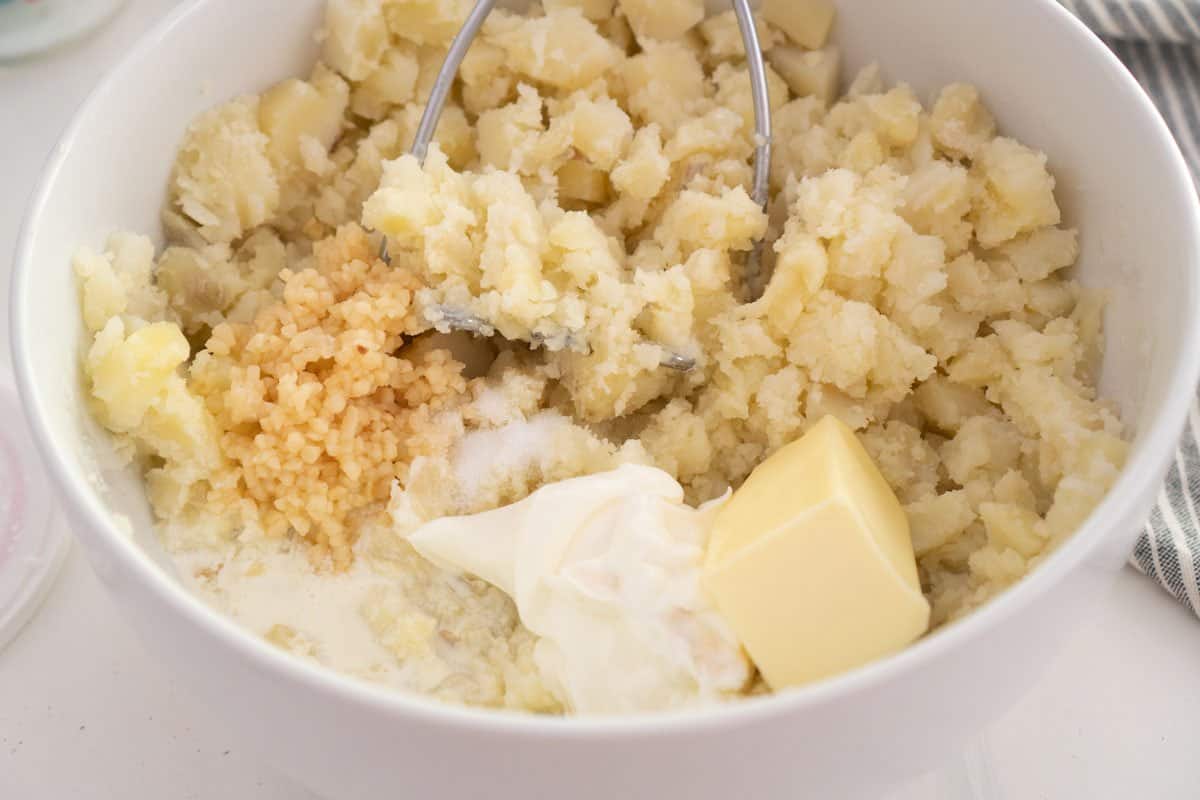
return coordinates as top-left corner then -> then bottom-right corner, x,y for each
402,463 -> 751,714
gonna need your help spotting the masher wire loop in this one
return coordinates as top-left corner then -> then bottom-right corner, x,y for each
382,0 -> 773,373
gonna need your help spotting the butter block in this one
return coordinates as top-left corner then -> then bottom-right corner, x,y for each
704,415 -> 930,689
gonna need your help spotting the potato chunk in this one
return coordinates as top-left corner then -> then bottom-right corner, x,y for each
351,45 -> 420,119
931,83 -> 996,160
322,0 -> 389,80
621,41 -> 707,134
86,320 -> 191,432
544,0 -> 615,21
769,45 -> 840,107
259,67 -> 349,168
761,0 -> 836,49
491,8 -> 622,90
970,138 -> 1061,248
617,0 -> 704,42
171,97 -> 279,244
384,0 -> 472,46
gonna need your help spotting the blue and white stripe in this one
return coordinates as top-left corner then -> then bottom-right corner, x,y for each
1065,0 -> 1200,615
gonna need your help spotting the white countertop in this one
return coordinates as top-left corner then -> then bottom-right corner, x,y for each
2,3 -> 1199,797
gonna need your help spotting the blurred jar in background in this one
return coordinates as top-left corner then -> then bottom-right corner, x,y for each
0,0 -> 128,60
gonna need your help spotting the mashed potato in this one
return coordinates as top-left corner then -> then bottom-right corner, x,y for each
75,0 -> 1125,711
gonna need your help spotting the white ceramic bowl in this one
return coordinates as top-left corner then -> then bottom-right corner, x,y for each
10,0 -> 1200,796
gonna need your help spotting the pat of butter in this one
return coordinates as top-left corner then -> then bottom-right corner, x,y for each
703,415 -> 930,689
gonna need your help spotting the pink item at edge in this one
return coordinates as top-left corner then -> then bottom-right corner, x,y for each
0,366 -> 67,652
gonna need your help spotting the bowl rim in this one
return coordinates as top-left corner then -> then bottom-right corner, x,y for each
10,0 -> 1200,738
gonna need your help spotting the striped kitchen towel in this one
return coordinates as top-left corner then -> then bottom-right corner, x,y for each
1064,0 -> 1200,614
